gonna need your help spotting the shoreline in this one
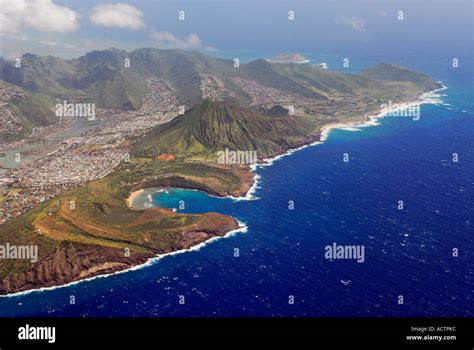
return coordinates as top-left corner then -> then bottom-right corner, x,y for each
126,188 -> 145,208
228,84 -> 447,203
0,220 -> 248,299
3,85 -> 446,298
128,85 -> 446,207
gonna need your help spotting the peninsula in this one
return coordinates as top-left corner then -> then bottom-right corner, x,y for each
0,49 -> 441,294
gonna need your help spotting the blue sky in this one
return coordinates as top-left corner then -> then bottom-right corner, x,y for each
1,0 -> 473,60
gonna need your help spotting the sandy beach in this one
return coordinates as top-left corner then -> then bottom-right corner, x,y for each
126,86 -> 445,208
2,85 -> 446,297
126,189 -> 144,208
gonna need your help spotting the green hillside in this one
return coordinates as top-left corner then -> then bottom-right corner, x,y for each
0,49 -> 442,140
0,49 -> 443,294
359,63 -> 442,90
135,100 -> 321,159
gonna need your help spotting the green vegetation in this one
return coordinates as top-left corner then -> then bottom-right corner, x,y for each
359,63 -> 442,90
1,49 -> 440,140
135,100 -> 321,159
0,48 -> 442,293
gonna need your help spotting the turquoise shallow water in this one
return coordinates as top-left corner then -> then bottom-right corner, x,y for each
0,57 -> 472,317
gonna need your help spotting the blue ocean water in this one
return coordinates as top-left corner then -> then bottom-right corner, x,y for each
0,58 -> 472,317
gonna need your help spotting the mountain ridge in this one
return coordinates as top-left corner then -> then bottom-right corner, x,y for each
0,48 -> 441,140
0,49 -> 443,294
135,99 -> 321,159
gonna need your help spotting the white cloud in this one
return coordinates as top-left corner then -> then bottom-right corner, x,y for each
0,0 -> 79,34
40,40 -> 58,46
11,35 -> 28,41
0,1 -> 28,34
151,31 -> 203,49
205,45 -> 218,52
1,33 -> 82,60
90,3 -> 145,30
336,15 -> 367,32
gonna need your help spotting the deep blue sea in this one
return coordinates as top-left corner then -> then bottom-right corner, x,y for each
0,55 -> 472,317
